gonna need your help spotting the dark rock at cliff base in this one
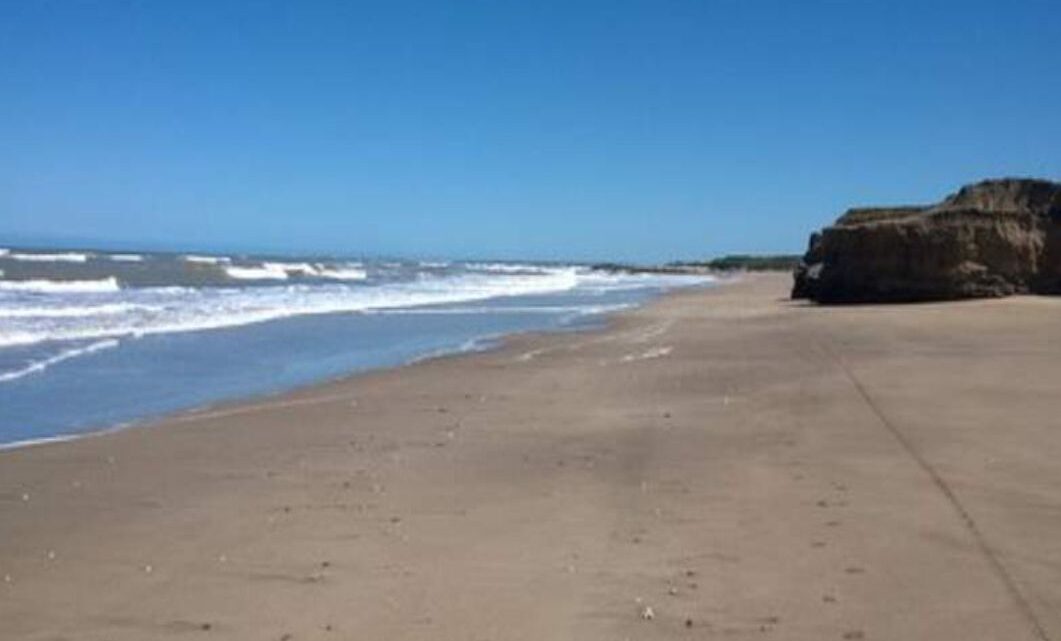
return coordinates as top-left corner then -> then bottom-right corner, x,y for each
793,178 -> 1061,303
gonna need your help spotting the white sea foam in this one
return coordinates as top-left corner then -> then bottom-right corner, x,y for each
575,270 -> 715,292
0,434 -> 80,451
268,261 -> 320,276
465,262 -> 553,274
0,277 -> 121,294
0,266 -> 709,349
0,269 -> 582,347
183,254 -> 230,264
317,266 -> 367,280
0,248 -> 9,256
8,252 -> 90,263
0,338 -> 120,383
0,302 -> 159,318
108,253 -> 144,262
225,264 -> 290,280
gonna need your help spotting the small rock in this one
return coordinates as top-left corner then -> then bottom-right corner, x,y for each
21,493 -> 30,502
3,574 -> 11,583
685,618 -> 693,628
668,586 -> 678,596
200,622 -> 212,631
144,564 -> 153,573
640,606 -> 655,620
46,550 -> 56,561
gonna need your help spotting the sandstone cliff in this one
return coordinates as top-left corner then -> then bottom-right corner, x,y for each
793,178 -> 1061,303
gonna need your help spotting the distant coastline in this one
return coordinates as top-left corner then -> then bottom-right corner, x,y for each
593,253 -> 800,275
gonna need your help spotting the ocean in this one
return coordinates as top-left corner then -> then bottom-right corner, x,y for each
0,247 -> 713,447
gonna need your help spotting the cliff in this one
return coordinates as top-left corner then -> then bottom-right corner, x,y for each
793,178 -> 1061,303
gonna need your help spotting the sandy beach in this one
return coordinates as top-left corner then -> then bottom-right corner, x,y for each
2,273 -> 1059,640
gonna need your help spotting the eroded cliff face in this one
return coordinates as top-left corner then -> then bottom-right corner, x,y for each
793,179 -> 1061,303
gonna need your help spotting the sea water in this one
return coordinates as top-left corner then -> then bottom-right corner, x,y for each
0,249 -> 712,446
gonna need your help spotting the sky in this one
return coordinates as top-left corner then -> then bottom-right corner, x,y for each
1,1 -> 1059,263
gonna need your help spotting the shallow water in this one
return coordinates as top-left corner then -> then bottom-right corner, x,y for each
0,249 -> 712,445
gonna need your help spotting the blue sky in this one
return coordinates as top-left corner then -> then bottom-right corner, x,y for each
2,1 -> 1059,262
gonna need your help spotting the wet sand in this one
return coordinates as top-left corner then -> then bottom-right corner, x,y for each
2,273 -> 1060,640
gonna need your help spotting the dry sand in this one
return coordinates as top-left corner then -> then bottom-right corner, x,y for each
2,273 -> 1060,640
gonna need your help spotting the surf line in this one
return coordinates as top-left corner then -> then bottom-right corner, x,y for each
169,391 -> 360,425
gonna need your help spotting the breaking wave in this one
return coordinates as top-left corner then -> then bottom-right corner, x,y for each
7,252 -> 91,263
0,339 -> 120,383
0,278 -> 122,294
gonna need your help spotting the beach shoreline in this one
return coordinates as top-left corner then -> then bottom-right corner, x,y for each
0,256 -> 715,446
2,273 -> 1059,640
0,277 -> 719,452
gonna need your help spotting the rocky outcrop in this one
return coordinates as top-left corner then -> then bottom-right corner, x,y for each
793,178 -> 1061,303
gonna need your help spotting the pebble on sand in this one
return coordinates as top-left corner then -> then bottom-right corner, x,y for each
640,606 -> 655,620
